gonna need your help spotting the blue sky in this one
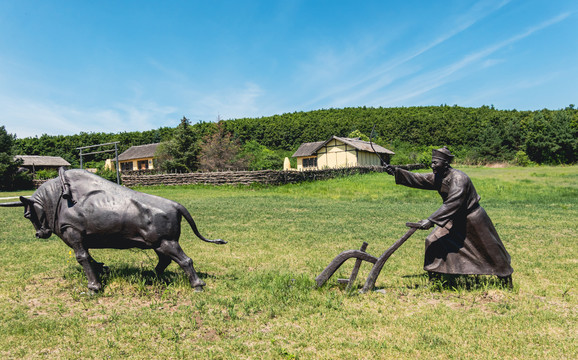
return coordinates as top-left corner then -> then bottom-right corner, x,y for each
1,0 -> 576,138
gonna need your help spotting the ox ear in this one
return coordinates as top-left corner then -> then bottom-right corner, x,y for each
19,196 -> 33,206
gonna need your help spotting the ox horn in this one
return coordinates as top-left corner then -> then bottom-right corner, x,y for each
0,201 -> 25,207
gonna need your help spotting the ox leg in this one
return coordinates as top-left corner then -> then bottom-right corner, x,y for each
156,240 -> 206,291
63,229 -> 102,292
154,250 -> 172,276
88,254 -> 109,275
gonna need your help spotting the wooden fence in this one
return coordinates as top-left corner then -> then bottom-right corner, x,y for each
30,165 -> 426,188
120,165 -> 426,187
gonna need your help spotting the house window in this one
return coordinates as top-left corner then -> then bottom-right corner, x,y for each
137,160 -> 149,170
121,162 -> 133,171
303,157 -> 317,168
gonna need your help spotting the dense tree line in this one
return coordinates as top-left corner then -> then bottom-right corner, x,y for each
8,105 -> 577,177
224,105 -> 577,165
13,127 -> 176,168
0,126 -> 32,190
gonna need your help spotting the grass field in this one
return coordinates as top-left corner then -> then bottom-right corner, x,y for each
0,166 -> 576,359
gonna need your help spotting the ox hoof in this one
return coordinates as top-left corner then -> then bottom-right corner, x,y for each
88,282 -> 102,292
192,279 -> 206,291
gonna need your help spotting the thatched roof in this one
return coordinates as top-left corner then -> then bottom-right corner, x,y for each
292,141 -> 325,157
15,155 -> 71,167
292,136 -> 394,157
117,143 -> 160,161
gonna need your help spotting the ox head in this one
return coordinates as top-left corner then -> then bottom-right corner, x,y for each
0,197 -> 52,239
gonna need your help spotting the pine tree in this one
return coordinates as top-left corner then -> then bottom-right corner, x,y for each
156,117 -> 200,172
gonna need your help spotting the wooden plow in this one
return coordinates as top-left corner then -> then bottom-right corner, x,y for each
315,222 -> 421,293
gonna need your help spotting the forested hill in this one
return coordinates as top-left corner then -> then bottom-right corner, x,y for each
13,105 -> 578,166
223,105 -> 577,164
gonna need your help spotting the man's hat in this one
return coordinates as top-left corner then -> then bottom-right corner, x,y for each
432,146 -> 454,162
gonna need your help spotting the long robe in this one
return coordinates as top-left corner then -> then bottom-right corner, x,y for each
394,167 -> 513,277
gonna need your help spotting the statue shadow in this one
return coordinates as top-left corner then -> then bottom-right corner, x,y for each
98,264 -> 218,288
327,273 -> 511,293
401,273 -> 512,291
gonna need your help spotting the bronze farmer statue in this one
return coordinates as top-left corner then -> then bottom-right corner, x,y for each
384,147 -> 513,284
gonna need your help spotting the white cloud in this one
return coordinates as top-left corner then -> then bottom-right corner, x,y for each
366,11 -> 573,106
299,0 -> 513,109
459,71 -> 565,109
1,74 -> 270,139
0,95 -> 178,138
481,59 -> 505,68
185,82 -> 266,121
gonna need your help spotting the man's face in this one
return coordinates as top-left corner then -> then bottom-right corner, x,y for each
431,158 -> 448,175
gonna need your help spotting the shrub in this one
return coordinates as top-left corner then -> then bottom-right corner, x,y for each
514,151 -> 533,167
242,140 -> 286,170
12,170 -> 33,190
96,164 -> 120,183
35,169 -> 58,180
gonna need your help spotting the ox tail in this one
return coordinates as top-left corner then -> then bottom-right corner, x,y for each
178,204 -> 227,244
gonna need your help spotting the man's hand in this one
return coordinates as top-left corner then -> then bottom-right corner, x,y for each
418,219 -> 434,230
384,164 -> 395,176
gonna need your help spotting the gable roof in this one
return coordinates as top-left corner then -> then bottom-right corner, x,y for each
15,155 -> 71,167
292,136 -> 394,157
292,141 -> 326,157
117,143 -> 160,161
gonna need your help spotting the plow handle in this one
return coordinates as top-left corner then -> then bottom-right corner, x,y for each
359,223 -> 420,293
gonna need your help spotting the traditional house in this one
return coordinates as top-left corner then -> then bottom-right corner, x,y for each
14,155 -> 71,172
117,143 -> 160,171
292,136 -> 394,171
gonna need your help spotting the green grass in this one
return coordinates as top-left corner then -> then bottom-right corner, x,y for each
0,166 -> 576,359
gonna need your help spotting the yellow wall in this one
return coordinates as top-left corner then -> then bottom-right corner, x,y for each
119,157 -> 155,171
316,139 -> 358,169
357,151 -> 382,166
296,139 -> 383,170
296,156 -> 317,171
104,159 -> 115,171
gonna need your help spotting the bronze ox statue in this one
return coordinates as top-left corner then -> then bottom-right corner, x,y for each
0,168 -> 226,292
